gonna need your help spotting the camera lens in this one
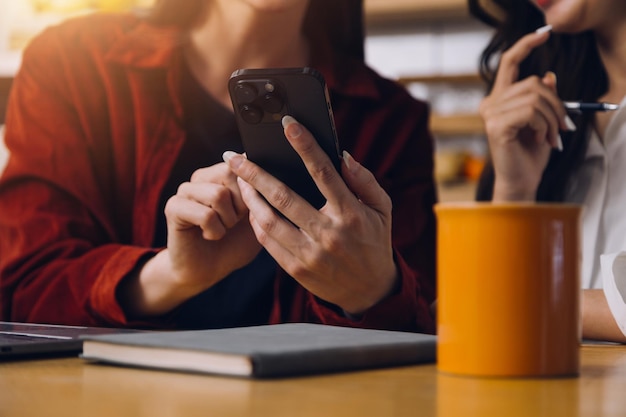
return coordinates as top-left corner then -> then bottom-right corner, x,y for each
234,82 -> 257,103
240,104 -> 263,124
261,93 -> 284,114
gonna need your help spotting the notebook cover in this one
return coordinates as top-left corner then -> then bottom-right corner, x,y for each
81,323 -> 437,378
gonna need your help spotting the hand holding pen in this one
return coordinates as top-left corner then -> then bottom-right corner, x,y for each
481,23 -> 621,203
480,24 -> 576,201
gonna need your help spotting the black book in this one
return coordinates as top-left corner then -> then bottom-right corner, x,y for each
81,323 -> 436,378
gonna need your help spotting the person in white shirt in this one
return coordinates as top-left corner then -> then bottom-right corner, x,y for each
469,0 -> 626,342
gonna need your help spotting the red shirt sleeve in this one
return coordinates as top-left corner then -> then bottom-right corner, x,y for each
0,17 -> 177,327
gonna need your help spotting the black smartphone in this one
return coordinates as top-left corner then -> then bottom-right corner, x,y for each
228,67 -> 341,209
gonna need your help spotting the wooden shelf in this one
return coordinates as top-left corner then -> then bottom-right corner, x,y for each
398,73 -> 483,85
431,113 -> 484,136
397,73 -> 485,136
365,0 -> 470,25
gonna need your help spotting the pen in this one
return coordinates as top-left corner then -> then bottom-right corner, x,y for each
563,101 -> 620,112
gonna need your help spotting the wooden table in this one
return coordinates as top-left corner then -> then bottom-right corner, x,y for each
1,344 -> 625,417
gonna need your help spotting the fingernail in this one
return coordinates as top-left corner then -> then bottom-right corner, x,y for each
545,71 -> 557,84
281,115 -> 297,128
535,24 -> 552,35
564,115 -> 577,131
282,115 -> 302,138
342,150 -> 359,174
556,134 -> 564,151
222,150 -> 244,169
342,150 -> 351,170
236,176 -> 251,193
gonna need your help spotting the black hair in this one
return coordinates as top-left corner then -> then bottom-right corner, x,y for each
473,0 -> 608,202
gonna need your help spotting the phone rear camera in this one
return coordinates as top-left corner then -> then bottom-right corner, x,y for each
234,82 -> 257,104
240,104 -> 263,124
261,93 -> 284,114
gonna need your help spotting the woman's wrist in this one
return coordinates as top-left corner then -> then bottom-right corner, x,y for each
118,250 -> 201,319
492,181 -> 537,202
340,265 -> 400,316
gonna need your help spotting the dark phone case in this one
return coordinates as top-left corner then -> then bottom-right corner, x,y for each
228,68 -> 341,209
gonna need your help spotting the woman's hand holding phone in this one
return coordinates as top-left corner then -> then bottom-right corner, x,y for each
223,116 -> 398,316
119,163 -> 262,318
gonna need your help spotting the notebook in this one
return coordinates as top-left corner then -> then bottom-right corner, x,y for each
81,323 -> 437,378
0,321 -> 139,360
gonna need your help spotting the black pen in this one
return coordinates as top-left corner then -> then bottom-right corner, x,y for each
564,101 -> 620,112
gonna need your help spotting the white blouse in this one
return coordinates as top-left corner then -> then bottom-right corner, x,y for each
565,95 -> 626,336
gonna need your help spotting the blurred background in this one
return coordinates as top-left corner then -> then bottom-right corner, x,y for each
0,0 -> 494,201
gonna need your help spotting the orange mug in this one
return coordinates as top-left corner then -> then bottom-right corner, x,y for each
435,202 -> 582,377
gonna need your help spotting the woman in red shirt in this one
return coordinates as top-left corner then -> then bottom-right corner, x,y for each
0,0 -> 437,332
